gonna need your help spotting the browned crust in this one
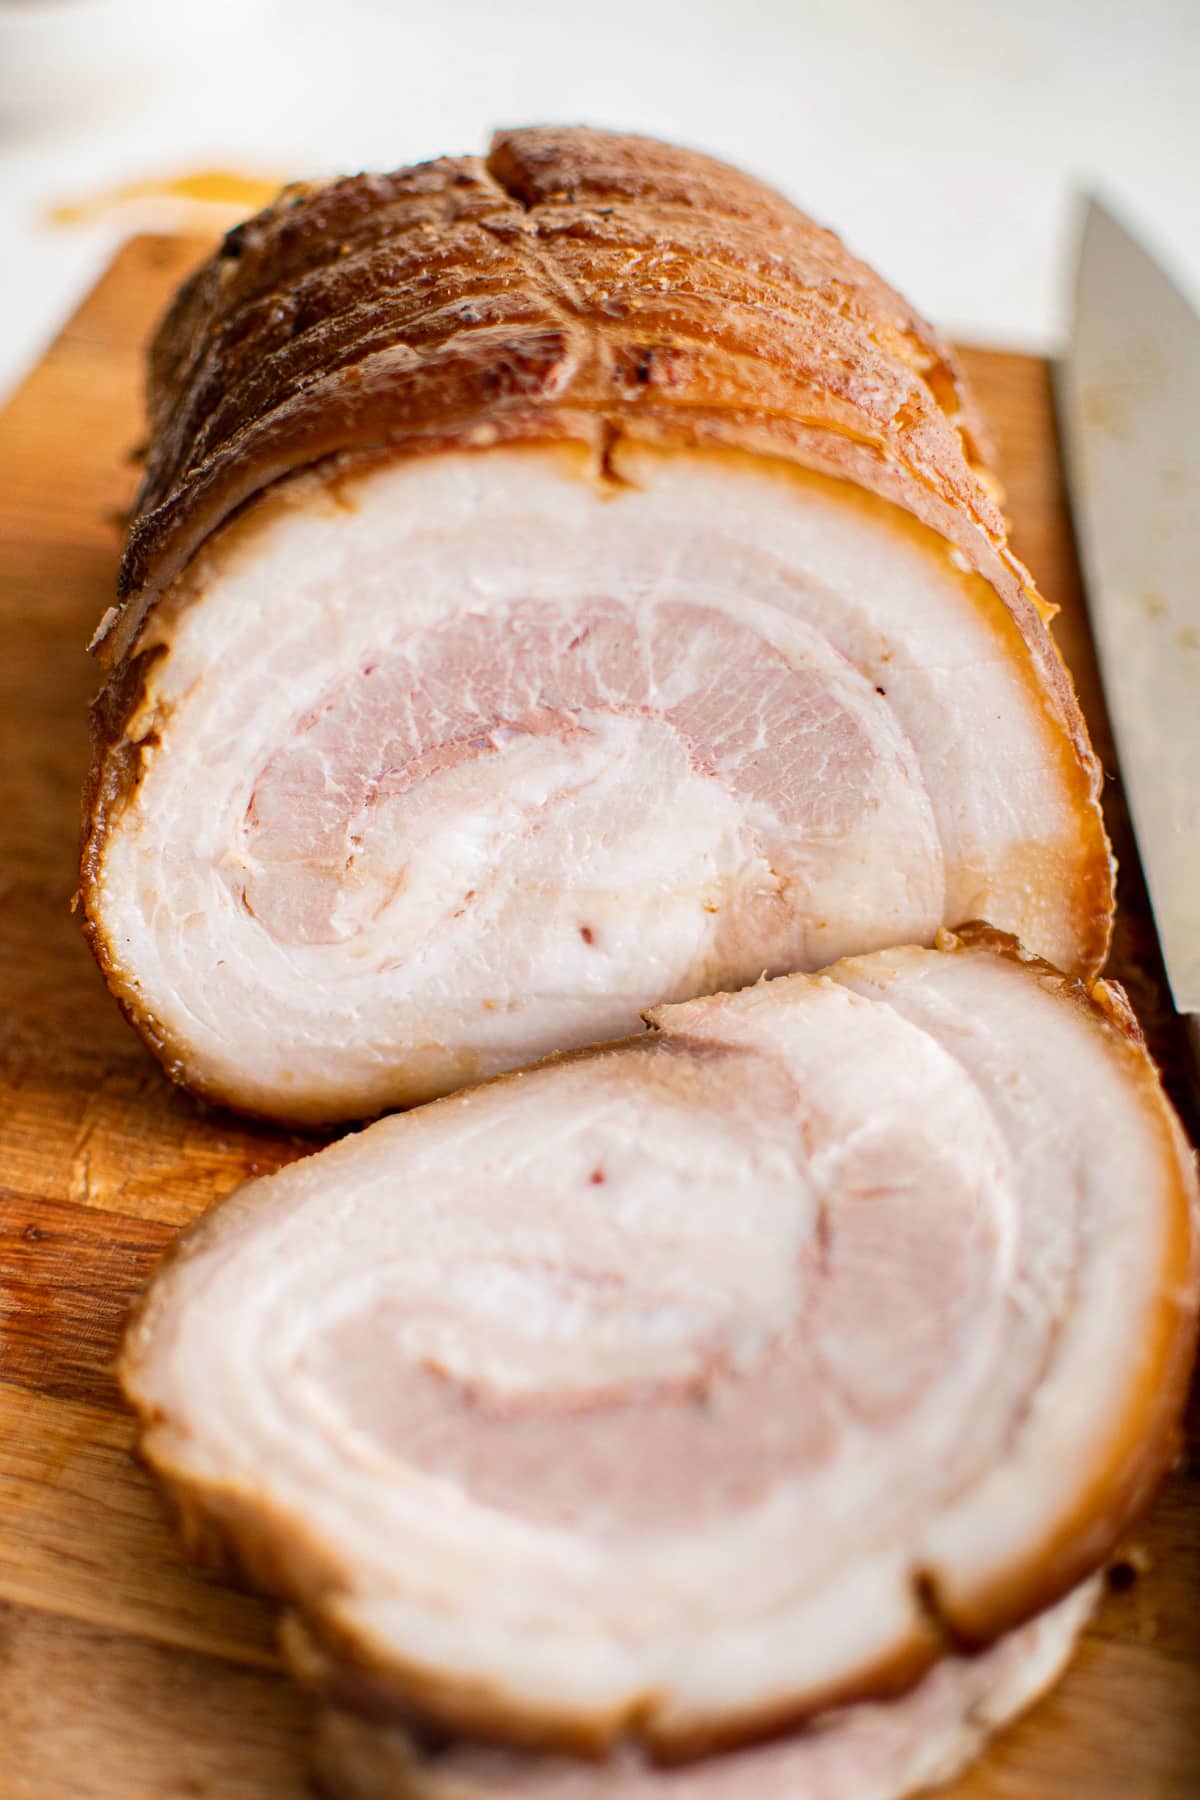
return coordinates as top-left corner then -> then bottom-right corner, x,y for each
113,127 -> 1009,633
117,930 -> 1197,1761
78,641 -> 192,1087
80,127 -> 1114,1081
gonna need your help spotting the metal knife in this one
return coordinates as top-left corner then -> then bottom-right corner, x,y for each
1058,196 -> 1200,1066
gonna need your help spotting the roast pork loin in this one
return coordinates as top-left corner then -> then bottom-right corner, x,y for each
312,1582 -> 1099,1800
120,929 -> 1197,1762
83,127 -> 1113,1125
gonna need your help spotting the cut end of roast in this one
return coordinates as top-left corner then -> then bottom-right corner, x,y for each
119,931 -> 1198,1760
81,124 -> 1112,1127
85,446 -> 1112,1125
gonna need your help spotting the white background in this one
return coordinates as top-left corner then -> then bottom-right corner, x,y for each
0,0 -> 1197,403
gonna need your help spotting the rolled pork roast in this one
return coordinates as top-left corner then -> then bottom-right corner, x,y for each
121,929 -> 1199,1790
82,126 -> 1115,1125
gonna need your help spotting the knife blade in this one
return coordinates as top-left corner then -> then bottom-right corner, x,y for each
1058,196 -> 1200,1054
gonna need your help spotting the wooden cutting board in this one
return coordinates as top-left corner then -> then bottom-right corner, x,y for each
1,236 -> 1197,1799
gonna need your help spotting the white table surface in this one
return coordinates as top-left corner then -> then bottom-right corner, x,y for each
0,0 -> 1197,406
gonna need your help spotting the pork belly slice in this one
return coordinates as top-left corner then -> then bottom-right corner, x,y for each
312,1581 -> 1099,1800
119,929 -> 1198,1758
88,447 -> 1107,1125
82,126 -> 1112,1127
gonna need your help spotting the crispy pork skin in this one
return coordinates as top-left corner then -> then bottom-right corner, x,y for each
82,128 -> 1113,1125
119,930 -> 1197,1759
311,1582 -> 1099,1800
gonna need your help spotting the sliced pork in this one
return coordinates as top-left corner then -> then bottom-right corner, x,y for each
82,127 -> 1113,1125
120,929 -> 1198,1761
312,1581 -> 1099,1800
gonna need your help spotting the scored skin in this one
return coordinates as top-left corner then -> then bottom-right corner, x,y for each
117,927 -> 1198,1763
81,126 -> 1113,1026
113,125 -> 1010,632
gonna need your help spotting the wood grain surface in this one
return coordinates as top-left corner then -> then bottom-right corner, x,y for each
0,236 -> 1197,1799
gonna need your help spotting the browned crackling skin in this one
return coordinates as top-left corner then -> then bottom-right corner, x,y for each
118,929 -> 1199,1763
106,126 -> 1054,651
81,125 -> 1115,1067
